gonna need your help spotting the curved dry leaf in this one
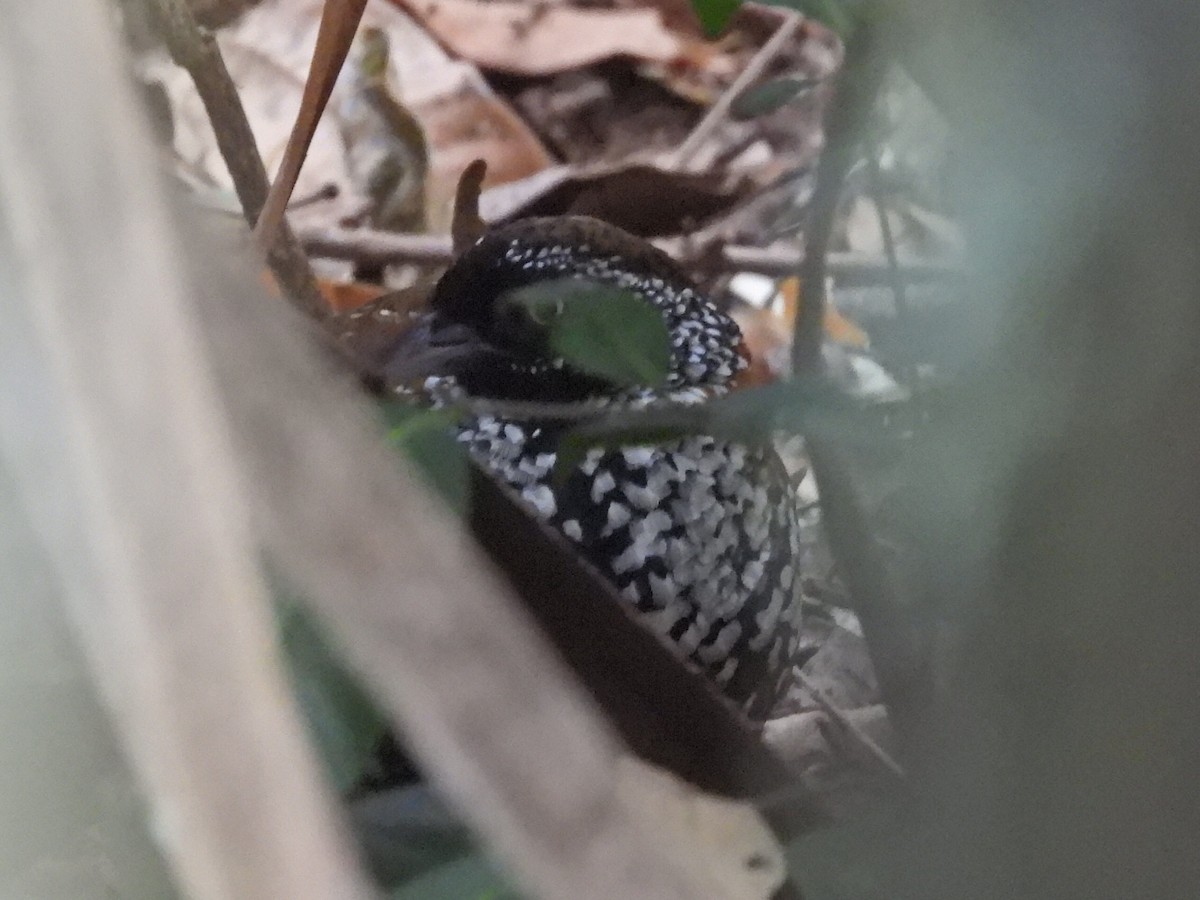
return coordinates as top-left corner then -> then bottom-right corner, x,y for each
479,162 -> 751,237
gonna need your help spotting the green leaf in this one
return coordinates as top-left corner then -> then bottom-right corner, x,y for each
551,379 -> 896,482
691,0 -> 741,36
732,76 -> 820,119
276,598 -> 390,792
351,784 -> 478,887
390,852 -> 521,900
501,279 -> 673,389
380,402 -> 470,514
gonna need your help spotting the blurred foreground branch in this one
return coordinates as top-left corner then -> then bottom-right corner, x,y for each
0,3 -> 370,897
0,2 -> 751,898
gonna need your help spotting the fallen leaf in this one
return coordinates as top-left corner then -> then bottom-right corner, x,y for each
318,277 -> 388,312
143,0 -> 553,235
388,0 -> 684,75
416,87 -> 554,230
479,162 -> 752,237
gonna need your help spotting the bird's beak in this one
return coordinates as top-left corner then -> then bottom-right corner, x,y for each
376,310 -> 490,389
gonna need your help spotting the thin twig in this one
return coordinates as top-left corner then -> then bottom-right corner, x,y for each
794,673 -> 905,780
298,224 -> 959,286
146,0 -> 328,318
792,26 -> 888,374
668,12 -> 804,172
254,0 -> 368,250
865,140 -> 909,318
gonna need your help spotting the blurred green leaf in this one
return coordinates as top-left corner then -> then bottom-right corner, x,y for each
691,0 -> 741,36
380,402 -> 470,513
390,852 -> 521,900
277,599 -> 389,792
351,783 -> 478,888
552,379 -> 898,481
501,278 -> 673,389
732,75 -> 820,119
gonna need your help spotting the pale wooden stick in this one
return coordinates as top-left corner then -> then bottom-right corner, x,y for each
0,3 -> 374,897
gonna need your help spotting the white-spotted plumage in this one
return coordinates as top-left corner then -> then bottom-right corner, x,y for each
454,392 -> 802,718
414,217 -> 804,718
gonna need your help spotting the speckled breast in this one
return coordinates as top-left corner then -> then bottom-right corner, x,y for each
459,413 -> 801,719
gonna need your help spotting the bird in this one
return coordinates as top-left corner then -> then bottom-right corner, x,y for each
335,215 -> 804,719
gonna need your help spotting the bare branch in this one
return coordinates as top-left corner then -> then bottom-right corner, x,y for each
146,0 -> 328,318
792,27 -> 888,374
297,223 -> 958,286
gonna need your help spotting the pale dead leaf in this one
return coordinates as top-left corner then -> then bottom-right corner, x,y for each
478,161 -> 751,237
390,0 -> 684,75
143,0 -> 552,234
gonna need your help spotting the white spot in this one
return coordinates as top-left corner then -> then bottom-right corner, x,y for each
751,586 -> 787,650
579,450 -> 603,477
622,447 -> 655,468
611,542 -> 646,575
713,619 -> 743,656
643,601 -> 687,636
624,482 -> 664,511
677,619 -> 705,654
523,484 -> 557,518
563,519 -> 583,541
715,657 -> 739,685
647,572 -> 676,606
606,502 -> 632,532
590,469 -> 616,503
634,509 -> 673,542
741,557 -> 765,591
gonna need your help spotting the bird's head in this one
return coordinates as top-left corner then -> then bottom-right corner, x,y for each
382,216 -> 747,402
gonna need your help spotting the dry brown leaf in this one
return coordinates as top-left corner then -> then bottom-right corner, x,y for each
389,0 -> 684,75
144,0 -> 553,234
479,162 -> 751,237
416,87 -> 554,230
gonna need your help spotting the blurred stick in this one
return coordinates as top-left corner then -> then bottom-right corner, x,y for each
297,224 -> 958,286
792,26 -> 887,374
254,0 -> 368,250
865,140 -> 910,319
1,1 -> 747,897
193,217 -> 737,900
0,3 -> 373,896
794,672 -> 905,780
146,0 -> 328,318
668,11 -> 804,172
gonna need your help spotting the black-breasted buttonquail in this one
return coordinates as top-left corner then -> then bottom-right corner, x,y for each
343,216 -> 803,718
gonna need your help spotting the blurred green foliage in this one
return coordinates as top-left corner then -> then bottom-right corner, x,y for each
691,0 -> 741,36
276,597 -> 390,793
501,279 -> 673,389
732,75 -> 821,119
